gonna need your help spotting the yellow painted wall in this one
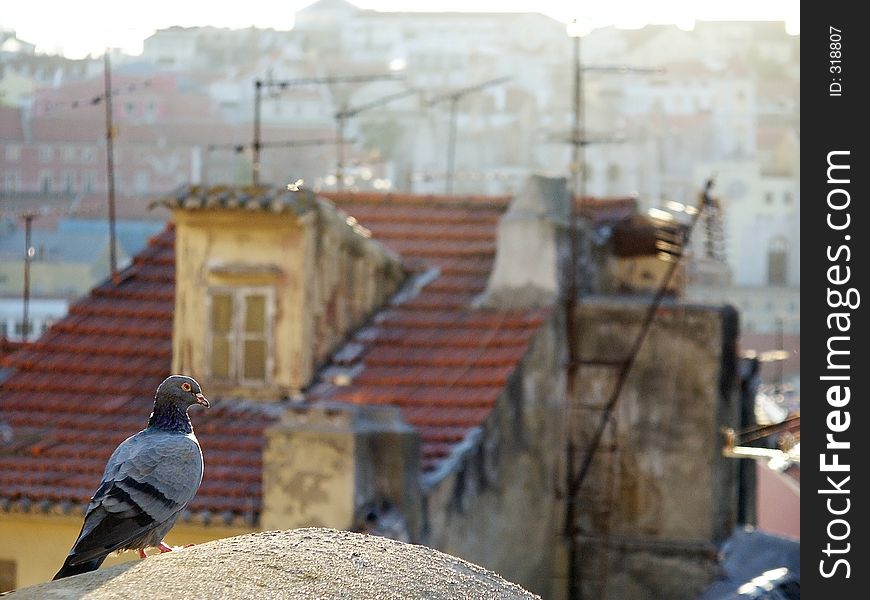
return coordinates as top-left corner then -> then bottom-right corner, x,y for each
171,203 -> 403,399
172,209 -> 309,398
0,512 -> 252,591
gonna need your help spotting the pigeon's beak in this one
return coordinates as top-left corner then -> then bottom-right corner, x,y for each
195,394 -> 210,408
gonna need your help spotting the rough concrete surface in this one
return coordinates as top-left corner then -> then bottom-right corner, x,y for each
6,529 -> 540,599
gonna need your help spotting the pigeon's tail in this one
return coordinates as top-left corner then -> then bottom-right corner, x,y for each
53,554 -> 107,580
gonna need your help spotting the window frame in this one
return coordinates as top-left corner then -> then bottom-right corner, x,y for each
767,237 -> 789,286
206,286 -> 274,387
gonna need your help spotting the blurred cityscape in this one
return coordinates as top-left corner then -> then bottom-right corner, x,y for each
0,2 -> 799,597
1,4 -> 799,357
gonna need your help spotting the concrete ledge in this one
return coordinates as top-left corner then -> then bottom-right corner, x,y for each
7,529 -> 540,599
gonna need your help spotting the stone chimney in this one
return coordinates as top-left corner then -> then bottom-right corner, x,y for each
157,186 -> 405,400
478,174 -> 571,309
261,403 -> 422,540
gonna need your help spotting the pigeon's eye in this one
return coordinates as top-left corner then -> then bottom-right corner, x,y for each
181,382 -> 192,392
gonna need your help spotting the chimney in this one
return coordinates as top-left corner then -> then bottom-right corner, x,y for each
478,174 -> 571,309
157,186 -> 405,400
261,403 -> 422,540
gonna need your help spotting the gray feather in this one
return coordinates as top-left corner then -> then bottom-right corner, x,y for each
54,375 -> 208,581
65,429 -> 203,566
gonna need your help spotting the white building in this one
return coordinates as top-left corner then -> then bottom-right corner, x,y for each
0,296 -> 68,342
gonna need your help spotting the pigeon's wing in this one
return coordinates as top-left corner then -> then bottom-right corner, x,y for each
66,431 -> 203,565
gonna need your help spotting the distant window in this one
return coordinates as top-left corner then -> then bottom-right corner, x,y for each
62,146 -> 76,161
82,147 -> 96,163
63,171 -> 75,192
208,288 -> 272,385
606,164 -> 621,184
5,145 -> 20,161
13,320 -> 33,337
767,237 -> 788,286
3,172 -> 18,192
783,191 -> 793,205
39,171 -> 52,193
38,145 -> 52,162
764,192 -> 774,205
83,171 -> 96,193
0,559 -> 15,594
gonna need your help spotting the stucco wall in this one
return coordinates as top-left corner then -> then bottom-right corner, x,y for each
171,200 -> 403,399
0,510 -> 251,590
261,404 -> 421,539
422,310 -> 564,598
567,298 -> 740,600
6,529 -> 540,599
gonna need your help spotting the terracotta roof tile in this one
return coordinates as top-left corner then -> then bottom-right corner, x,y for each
315,192 -> 550,473
0,188 -> 550,519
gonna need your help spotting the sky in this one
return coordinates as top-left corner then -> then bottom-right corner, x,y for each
3,0 -> 799,59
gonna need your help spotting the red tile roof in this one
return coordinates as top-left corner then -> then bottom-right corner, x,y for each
0,227 -> 275,524
0,190 -> 549,521
316,192 -> 548,472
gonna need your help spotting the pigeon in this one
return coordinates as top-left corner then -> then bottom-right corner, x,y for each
53,375 -> 209,580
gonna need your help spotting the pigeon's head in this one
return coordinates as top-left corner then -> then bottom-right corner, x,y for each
155,375 -> 210,410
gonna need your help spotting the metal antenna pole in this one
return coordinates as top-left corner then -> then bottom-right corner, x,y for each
777,317 -> 784,390
103,51 -> 118,279
250,74 -> 403,186
446,97 -> 459,194
253,79 -> 262,185
333,87 -> 420,190
425,76 -> 511,195
336,112 -> 347,190
565,28 -> 583,600
22,215 -> 33,342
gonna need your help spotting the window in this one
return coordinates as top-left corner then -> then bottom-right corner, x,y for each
38,145 -> 52,162
764,192 -> 774,205
783,191 -> 793,205
208,288 -> 272,385
5,145 -> 20,161
63,146 -> 77,161
83,171 -> 96,193
3,171 -> 18,192
63,170 -> 75,192
14,320 -> 33,337
0,559 -> 15,594
82,146 -> 96,163
39,170 -> 52,193
767,237 -> 788,286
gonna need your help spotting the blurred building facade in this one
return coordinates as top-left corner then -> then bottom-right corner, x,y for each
0,179 -> 750,599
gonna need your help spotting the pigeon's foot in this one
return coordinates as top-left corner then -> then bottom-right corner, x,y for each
138,549 -> 147,559
157,543 -> 175,553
